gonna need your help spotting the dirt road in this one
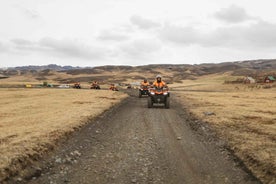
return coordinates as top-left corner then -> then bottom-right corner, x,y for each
17,91 -> 260,184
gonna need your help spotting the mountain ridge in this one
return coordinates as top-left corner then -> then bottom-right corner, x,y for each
1,59 -> 276,71
0,59 -> 275,83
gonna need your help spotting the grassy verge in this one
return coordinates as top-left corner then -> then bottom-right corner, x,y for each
174,75 -> 276,184
0,88 -> 127,181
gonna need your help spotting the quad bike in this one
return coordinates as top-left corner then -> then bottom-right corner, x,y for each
110,86 -> 119,91
139,85 -> 149,98
73,83 -> 81,89
148,87 -> 170,108
90,84 -> 101,89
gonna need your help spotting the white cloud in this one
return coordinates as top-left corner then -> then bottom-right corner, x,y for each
159,24 -> 200,45
202,21 -> 276,48
119,39 -> 162,59
97,30 -> 129,41
1,0 -> 276,67
8,37 -> 109,60
21,8 -> 40,19
39,37 -> 105,59
0,41 -> 8,53
130,15 -> 161,29
11,38 -> 33,46
159,20 -> 276,49
214,5 -> 252,23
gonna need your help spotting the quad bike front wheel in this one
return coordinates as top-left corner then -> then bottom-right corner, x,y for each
147,97 -> 153,108
165,97 -> 170,109
139,91 -> 142,98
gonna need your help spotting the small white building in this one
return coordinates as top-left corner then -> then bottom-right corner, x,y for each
244,76 -> 256,84
58,84 -> 70,88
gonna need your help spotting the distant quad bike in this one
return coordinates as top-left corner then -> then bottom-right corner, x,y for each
110,85 -> 119,91
148,87 -> 170,108
73,83 -> 81,89
139,85 -> 149,98
90,84 -> 101,89
110,87 -> 119,91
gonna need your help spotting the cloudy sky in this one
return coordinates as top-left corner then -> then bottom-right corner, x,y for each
0,0 -> 276,67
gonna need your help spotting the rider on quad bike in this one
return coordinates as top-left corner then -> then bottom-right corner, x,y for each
91,81 -> 101,89
139,79 -> 150,98
148,75 -> 170,108
73,82 -> 81,89
153,75 -> 167,89
141,79 -> 149,87
109,84 -> 119,91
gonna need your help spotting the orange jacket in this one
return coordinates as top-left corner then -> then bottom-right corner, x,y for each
109,85 -> 117,90
141,82 -> 149,86
153,81 -> 166,88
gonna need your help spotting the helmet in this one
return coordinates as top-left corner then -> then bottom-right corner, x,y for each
156,75 -> 162,79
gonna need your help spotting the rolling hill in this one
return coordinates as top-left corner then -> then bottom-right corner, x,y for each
0,59 -> 275,84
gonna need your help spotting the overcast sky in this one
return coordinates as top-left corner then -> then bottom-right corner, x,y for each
0,0 -> 276,67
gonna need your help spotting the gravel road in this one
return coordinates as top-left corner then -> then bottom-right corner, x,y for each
16,90 -> 260,184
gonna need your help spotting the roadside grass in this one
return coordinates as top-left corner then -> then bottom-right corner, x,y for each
0,88 -> 127,181
174,74 -> 276,184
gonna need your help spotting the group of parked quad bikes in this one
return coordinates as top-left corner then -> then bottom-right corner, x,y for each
139,75 -> 170,109
73,82 -> 101,89
73,81 -> 119,91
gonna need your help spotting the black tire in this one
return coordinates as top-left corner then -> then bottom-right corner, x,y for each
148,97 -> 153,108
165,97 -> 170,109
139,91 -> 142,98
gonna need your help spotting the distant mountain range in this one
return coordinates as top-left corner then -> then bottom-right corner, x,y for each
1,64 -> 83,71
1,59 -> 275,72
0,59 -> 275,83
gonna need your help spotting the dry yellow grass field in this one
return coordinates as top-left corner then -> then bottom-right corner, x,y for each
0,88 -> 127,180
173,74 -> 276,184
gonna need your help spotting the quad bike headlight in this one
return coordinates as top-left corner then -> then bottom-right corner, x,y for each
163,92 -> 168,95
150,92 -> 155,95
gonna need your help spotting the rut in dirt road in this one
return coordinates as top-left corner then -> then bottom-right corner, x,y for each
26,93 -> 260,184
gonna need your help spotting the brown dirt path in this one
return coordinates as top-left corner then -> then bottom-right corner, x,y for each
7,90 -> 260,184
